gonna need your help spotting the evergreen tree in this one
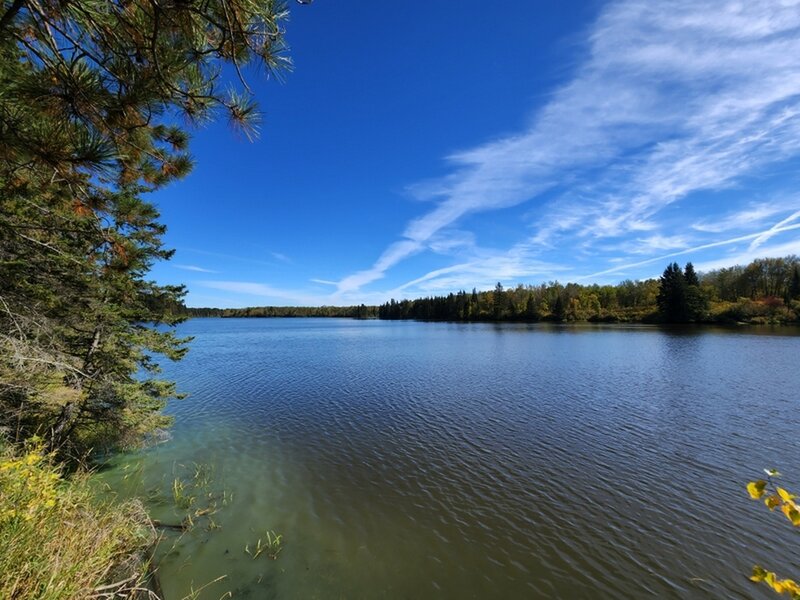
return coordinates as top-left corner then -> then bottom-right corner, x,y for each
0,0 -> 293,456
525,294 -> 540,321
373,256 -> 799,326
684,262 -> 700,286
683,262 -> 707,321
657,262 -> 689,322
789,265 -> 800,301
685,286 -> 709,322
493,282 -> 505,320
552,295 -> 565,322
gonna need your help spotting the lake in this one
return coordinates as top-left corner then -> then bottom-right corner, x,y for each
103,318 -> 800,599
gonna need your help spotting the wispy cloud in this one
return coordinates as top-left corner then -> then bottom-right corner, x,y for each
582,220 -> 800,280
336,240 -> 422,293
695,238 -> 800,272
270,252 -> 292,263
174,264 -> 218,273
691,201 -> 800,233
748,210 -> 800,251
390,254 -> 568,296
198,280 -> 391,307
333,0 -> 800,296
179,247 -> 280,268
626,234 -> 693,255
199,280 -> 322,305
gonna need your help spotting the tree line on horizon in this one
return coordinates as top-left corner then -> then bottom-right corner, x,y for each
184,304 -> 377,319
179,256 -> 800,325
375,255 -> 800,324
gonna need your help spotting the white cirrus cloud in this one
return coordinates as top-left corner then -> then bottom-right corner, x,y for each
334,0 -> 800,296
174,264 -> 218,273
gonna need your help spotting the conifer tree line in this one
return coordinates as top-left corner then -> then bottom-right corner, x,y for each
185,304 -> 378,319
376,256 -> 800,324
0,0 -> 292,458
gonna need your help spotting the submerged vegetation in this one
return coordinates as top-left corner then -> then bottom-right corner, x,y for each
0,0 -> 294,597
245,530 -> 284,561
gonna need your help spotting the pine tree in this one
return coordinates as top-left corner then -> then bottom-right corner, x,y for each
789,265 -> 800,301
493,282 -> 506,320
657,262 -> 689,322
525,294 -> 539,321
684,262 -> 700,286
683,262 -> 707,321
0,0 -> 292,456
552,295 -> 565,321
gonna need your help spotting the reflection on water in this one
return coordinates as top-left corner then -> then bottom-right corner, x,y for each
102,319 -> 800,599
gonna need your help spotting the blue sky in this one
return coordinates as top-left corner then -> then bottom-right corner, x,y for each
150,0 -> 800,307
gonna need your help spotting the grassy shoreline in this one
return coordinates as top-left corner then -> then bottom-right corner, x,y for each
0,442 -> 160,599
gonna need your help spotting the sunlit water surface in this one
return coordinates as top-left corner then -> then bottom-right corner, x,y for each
102,318 -> 800,599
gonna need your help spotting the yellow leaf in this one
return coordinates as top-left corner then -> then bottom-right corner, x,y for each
748,480 -> 767,499
777,487 -> 796,502
751,566 -> 768,582
781,504 -> 800,526
765,495 -> 781,510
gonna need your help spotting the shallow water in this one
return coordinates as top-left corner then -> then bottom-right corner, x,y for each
102,318 -> 800,599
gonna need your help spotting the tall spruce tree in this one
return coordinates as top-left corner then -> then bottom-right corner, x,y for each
657,262 -> 688,322
789,265 -> 800,302
0,0 -> 293,456
656,262 -> 708,322
684,262 -> 700,286
684,262 -> 708,322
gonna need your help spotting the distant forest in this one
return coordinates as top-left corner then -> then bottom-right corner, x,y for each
183,305 -> 377,319
182,256 -> 800,325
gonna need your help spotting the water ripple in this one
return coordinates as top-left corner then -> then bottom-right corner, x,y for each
109,319 -> 800,599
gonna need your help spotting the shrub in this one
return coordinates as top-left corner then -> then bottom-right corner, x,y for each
0,442 -> 156,599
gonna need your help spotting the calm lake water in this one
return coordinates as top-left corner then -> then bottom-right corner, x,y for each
103,318 -> 800,599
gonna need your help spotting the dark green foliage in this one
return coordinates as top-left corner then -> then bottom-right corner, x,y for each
524,294 -> 540,320
656,262 -> 708,323
0,0 -> 291,458
552,295 -> 566,322
181,256 -> 799,326
789,265 -> 800,301
684,262 -> 700,286
685,285 -> 709,322
374,257 -> 798,325
183,305 -> 378,318
657,263 -> 688,322
376,279 -> 660,323
703,257 -> 800,301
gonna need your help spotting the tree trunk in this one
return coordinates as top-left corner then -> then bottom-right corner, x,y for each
50,400 -> 77,449
50,326 -> 102,449
0,0 -> 25,36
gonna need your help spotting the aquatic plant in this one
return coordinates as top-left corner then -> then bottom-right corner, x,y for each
245,530 -> 284,560
180,575 -> 231,600
172,477 -> 197,510
160,462 -> 228,530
